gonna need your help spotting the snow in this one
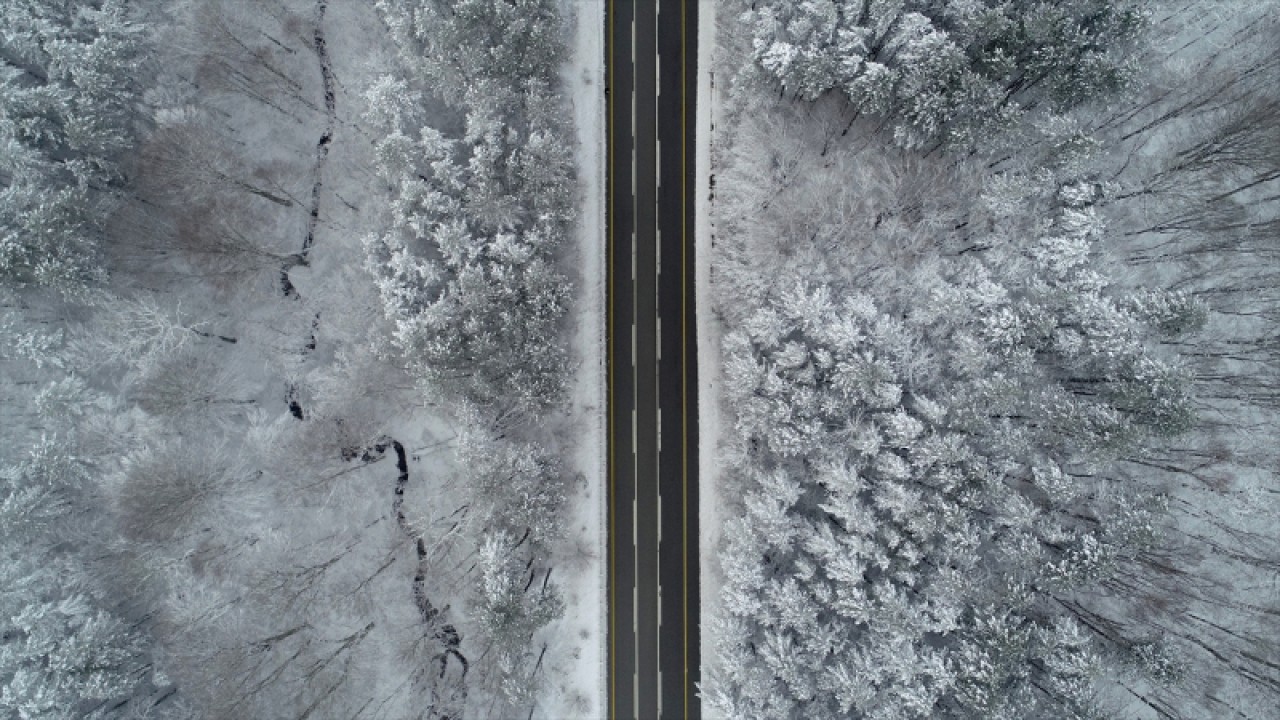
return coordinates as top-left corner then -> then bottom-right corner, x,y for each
533,1 -> 608,717
694,2 -> 724,717
104,3 -> 482,715
19,0 -> 619,714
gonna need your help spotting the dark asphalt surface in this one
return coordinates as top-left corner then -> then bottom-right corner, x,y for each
607,1 -> 700,718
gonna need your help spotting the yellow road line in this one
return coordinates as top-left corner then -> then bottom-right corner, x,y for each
606,1 -> 616,718
680,0 -> 690,717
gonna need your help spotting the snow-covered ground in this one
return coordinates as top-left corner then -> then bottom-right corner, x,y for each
536,1 -> 608,717
694,2 -> 724,717
117,2 -> 486,715
302,2 -> 610,715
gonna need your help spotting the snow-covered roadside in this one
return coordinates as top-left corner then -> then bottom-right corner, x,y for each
539,1 -> 608,717
695,2 -> 723,717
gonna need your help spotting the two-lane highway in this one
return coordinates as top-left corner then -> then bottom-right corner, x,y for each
607,1 -> 700,718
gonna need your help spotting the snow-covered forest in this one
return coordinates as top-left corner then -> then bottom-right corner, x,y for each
704,0 -> 1280,718
1,0 -> 594,717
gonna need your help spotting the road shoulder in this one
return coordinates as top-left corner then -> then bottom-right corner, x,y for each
694,1 -> 724,717
541,1 -> 608,717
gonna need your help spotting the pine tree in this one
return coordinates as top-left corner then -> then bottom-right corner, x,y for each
0,0 -> 141,292
0,438 -> 150,718
362,73 -> 572,415
738,0 -> 1145,148
709,163 -> 1199,716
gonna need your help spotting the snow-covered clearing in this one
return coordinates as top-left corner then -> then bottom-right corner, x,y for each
536,1 -> 608,717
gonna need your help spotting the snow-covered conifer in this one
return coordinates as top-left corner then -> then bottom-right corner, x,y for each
0,0 -> 141,291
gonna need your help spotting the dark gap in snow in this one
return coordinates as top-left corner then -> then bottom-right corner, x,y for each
192,328 -> 237,344
304,312 -> 319,351
285,384 -> 304,420
346,434 -> 469,676
299,0 -> 337,261
279,1 -> 338,295
280,269 -> 299,299
280,252 -> 309,298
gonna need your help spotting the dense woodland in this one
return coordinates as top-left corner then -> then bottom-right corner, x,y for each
1,0 -> 583,717
706,0 -> 1279,718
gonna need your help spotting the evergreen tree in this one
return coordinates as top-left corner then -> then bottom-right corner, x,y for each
362,74 -> 573,415
375,0 -> 563,105
739,0 -> 1145,148
0,0 -> 141,291
0,438 -> 151,718
710,166 -> 1199,717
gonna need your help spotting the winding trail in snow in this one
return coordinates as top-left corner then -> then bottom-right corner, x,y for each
352,436 -> 468,684
303,0 -> 336,258
386,437 -> 467,678
288,2 -> 468,707
280,0 -> 338,298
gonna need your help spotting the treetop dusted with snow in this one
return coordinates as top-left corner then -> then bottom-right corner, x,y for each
740,0 -> 1144,148
706,0 -> 1280,716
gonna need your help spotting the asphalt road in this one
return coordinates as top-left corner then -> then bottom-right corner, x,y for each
607,1 -> 700,718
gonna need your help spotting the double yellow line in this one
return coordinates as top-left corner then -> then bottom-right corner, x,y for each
679,2 -> 692,719
606,0 -> 618,715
